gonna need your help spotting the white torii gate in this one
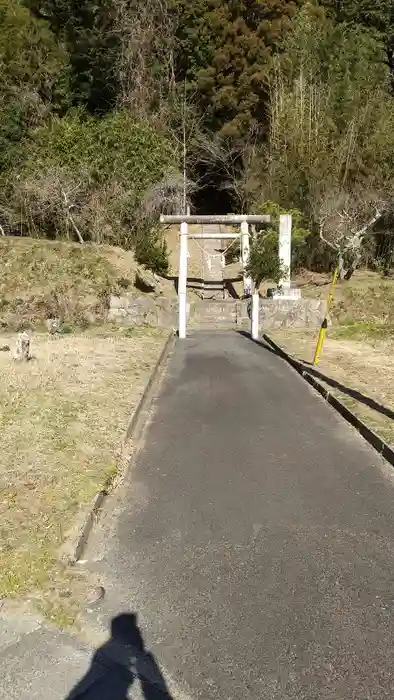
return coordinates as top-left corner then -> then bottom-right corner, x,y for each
160,214 -> 292,339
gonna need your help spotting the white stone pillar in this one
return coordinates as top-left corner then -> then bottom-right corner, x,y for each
279,214 -> 292,290
178,222 -> 188,339
251,292 -> 259,340
241,221 -> 252,296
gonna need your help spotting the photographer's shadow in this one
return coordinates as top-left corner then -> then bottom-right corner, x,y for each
66,612 -> 173,700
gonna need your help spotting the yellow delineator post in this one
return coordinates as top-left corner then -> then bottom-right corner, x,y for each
313,265 -> 339,365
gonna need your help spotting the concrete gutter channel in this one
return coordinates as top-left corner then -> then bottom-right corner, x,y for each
262,333 -> 394,468
64,330 -> 176,564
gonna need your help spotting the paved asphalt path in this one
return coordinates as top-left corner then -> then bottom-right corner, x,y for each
85,331 -> 394,700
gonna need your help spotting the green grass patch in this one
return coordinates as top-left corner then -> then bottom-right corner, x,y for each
330,322 -> 394,342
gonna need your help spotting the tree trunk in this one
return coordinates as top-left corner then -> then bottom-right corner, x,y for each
344,252 -> 361,281
338,252 -> 346,279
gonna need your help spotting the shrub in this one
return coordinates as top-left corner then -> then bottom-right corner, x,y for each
4,109 -> 180,270
135,234 -> 169,276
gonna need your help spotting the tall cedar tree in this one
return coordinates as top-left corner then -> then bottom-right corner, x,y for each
0,0 -> 67,169
170,0 -> 302,141
321,0 -> 394,74
25,0 -> 120,112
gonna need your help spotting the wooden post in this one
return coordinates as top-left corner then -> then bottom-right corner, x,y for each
178,222 -> 188,339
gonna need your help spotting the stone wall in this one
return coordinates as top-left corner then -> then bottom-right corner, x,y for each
237,298 -> 326,330
108,295 -> 177,328
108,295 -> 325,330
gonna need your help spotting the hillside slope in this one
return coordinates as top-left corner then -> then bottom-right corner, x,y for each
2,235 -> 393,332
0,237 -> 175,329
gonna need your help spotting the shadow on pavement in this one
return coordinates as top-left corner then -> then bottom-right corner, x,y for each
239,329 -> 394,422
66,612 -> 173,700
299,363 -> 394,421
236,330 -> 278,357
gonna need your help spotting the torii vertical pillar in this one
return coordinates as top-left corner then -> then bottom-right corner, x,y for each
241,221 -> 252,297
251,291 -> 259,340
178,222 -> 188,339
279,214 -> 292,290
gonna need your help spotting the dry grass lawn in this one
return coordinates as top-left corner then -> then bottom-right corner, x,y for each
0,326 -> 167,624
269,328 -> 394,447
0,237 -> 142,329
283,269 -> 394,327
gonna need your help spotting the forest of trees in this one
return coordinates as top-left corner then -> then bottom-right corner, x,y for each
0,0 -> 393,275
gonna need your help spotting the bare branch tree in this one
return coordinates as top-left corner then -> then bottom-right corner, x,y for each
11,167 -> 90,242
161,82 -> 206,213
316,187 -> 389,278
114,0 -> 177,117
61,188 -> 84,244
193,130 -> 261,212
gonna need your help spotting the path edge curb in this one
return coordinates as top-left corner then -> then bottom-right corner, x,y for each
262,333 -> 394,468
64,330 -> 176,564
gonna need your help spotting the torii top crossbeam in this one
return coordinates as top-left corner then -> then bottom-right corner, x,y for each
160,214 -> 271,225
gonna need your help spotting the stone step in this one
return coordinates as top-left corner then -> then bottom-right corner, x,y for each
192,316 -> 237,324
190,322 -> 238,330
202,291 -> 226,301
192,308 -> 236,313
193,300 -> 238,310
198,281 -> 224,288
191,299 -> 238,325
192,309 -> 237,317
200,224 -> 225,300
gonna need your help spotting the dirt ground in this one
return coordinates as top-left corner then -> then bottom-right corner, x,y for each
269,328 -> 394,447
0,326 -> 167,625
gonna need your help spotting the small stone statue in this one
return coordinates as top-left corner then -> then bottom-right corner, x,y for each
14,331 -> 31,361
46,317 -> 60,334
